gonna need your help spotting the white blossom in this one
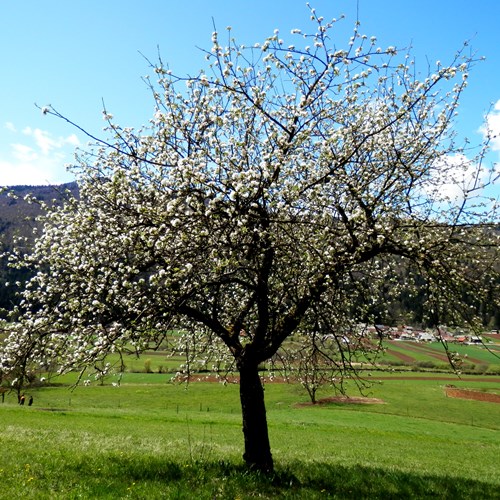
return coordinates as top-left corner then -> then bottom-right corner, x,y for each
1,9 -> 498,471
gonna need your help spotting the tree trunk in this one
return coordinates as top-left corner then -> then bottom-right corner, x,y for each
238,357 -> 274,473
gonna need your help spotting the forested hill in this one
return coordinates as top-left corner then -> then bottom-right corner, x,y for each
0,183 -> 78,314
0,182 -> 78,245
0,183 -> 498,328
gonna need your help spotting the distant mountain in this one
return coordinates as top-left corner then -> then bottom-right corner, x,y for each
0,182 -> 78,245
0,182 -> 497,328
0,182 -> 79,314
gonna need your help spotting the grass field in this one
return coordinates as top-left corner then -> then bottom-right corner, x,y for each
1,368 -> 499,499
382,340 -> 500,372
79,338 -> 500,379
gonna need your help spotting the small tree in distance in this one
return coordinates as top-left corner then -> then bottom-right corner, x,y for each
2,8 -> 499,472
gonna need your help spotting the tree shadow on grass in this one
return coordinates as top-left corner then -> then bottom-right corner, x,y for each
67,455 -> 499,499
287,462 -> 499,499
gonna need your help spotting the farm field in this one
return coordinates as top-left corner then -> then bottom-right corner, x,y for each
1,365 -> 499,499
377,339 -> 500,374
85,337 -> 500,377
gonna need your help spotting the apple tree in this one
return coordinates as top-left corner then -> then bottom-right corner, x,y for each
2,10 -> 499,472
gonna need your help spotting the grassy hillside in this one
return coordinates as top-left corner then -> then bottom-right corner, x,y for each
90,337 -> 500,380
1,374 -> 499,499
380,340 -> 500,374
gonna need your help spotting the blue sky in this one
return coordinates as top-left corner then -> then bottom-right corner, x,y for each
1,0 -> 499,191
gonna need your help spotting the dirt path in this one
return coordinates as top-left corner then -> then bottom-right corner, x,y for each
384,348 -> 416,363
296,396 -> 385,406
444,386 -> 500,403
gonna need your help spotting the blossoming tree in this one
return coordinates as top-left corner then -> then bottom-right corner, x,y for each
2,11 -> 499,472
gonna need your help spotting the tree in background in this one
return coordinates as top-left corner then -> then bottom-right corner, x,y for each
1,9 -> 499,472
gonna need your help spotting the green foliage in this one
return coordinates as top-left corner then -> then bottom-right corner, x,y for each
143,359 -> 152,373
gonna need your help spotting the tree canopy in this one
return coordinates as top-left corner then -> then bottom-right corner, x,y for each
2,10 -> 499,472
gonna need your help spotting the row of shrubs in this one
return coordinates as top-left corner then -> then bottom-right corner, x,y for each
380,359 -> 500,375
135,358 -> 500,376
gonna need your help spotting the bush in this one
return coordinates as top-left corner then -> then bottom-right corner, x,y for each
473,364 -> 488,374
485,364 -> 500,375
416,360 -> 438,369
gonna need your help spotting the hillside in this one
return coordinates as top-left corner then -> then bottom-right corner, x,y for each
0,182 -> 498,328
0,182 -> 79,313
0,182 -> 78,245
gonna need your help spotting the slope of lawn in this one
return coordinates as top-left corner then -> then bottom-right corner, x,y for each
382,340 -> 500,373
1,373 -> 499,499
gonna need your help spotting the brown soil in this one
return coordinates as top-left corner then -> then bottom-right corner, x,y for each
296,395 -> 385,406
384,349 -> 415,363
444,386 -> 500,403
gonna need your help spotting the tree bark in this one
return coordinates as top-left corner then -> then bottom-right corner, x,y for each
238,357 -> 274,473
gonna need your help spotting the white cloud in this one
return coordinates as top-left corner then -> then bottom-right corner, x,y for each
482,99 -> 500,155
22,127 -> 80,156
11,143 -> 38,163
0,124 -> 80,186
425,102 -> 500,206
429,153 -> 484,202
478,100 -> 500,192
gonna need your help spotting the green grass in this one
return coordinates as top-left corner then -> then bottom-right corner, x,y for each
401,341 -> 499,364
1,374 -> 499,499
80,350 -> 185,375
380,341 -> 500,373
66,340 -> 500,380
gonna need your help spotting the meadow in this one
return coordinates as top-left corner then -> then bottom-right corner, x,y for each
1,360 -> 499,499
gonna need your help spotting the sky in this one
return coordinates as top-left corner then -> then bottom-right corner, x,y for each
1,0 -> 500,198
